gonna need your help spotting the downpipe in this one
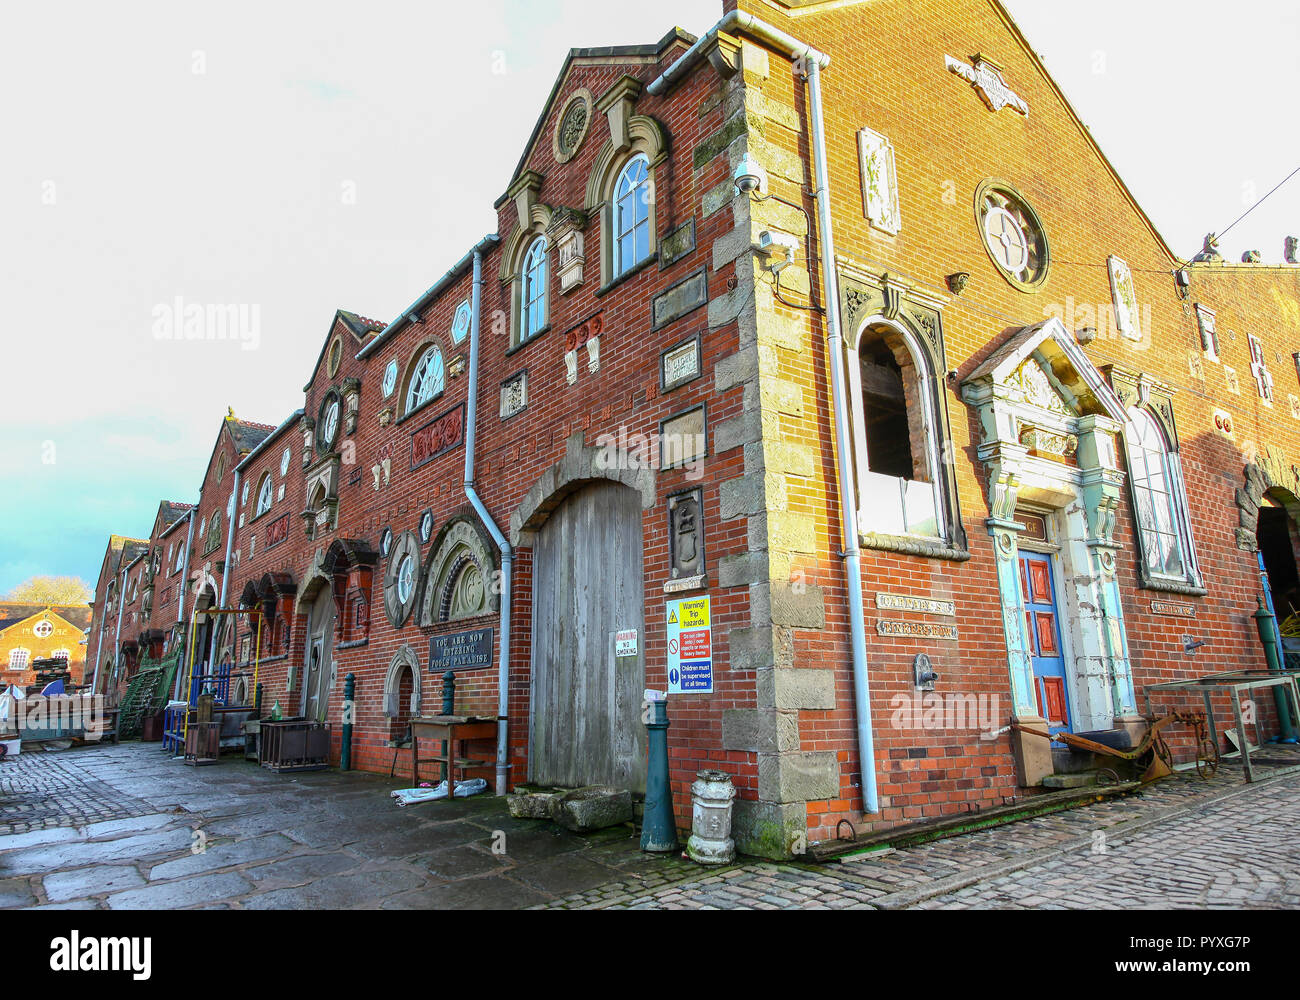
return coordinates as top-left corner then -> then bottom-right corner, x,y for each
464,246 -> 514,796
648,13 -> 879,814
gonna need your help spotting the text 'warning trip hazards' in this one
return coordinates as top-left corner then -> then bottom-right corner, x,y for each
666,596 -> 713,694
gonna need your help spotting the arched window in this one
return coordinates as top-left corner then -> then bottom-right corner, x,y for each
850,322 -> 946,541
1124,408 -> 1196,581
614,154 -> 651,277
520,237 -> 548,343
255,474 -> 274,517
405,345 -> 445,416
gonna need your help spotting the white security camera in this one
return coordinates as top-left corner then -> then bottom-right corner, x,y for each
733,153 -> 767,196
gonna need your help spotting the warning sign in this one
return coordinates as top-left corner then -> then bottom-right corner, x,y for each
666,595 -> 713,694
615,629 -> 638,658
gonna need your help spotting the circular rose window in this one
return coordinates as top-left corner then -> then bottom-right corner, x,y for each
975,180 -> 1050,291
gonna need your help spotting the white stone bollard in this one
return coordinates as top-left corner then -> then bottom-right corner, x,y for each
686,769 -> 736,864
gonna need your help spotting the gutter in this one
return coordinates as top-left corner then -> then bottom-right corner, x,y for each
235,409 -> 305,474
463,242 -> 514,796
357,234 -> 501,362
649,13 -> 879,814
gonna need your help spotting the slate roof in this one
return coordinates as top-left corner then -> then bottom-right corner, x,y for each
0,603 -> 93,634
337,310 -> 386,341
226,417 -> 277,455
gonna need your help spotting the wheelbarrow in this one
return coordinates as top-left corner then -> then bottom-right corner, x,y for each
1013,711 -> 1218,784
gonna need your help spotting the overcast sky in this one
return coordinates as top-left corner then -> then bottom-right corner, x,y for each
1,0 -> 1296,596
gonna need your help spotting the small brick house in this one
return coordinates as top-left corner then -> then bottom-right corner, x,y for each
0,604 -> 92,689
86,0 -> 1300,856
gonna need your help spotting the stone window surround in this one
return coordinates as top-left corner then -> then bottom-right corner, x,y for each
396,336 -> 449,425
499,178 -> 554,353
839,267 -> 968,561
1106,365 -> 1206,596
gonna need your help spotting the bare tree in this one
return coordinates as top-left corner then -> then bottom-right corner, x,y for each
5,576 -> 93,605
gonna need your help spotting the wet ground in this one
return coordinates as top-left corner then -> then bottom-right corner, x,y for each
0,743 -> 697,909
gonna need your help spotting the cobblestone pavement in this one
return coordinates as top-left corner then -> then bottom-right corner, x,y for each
0,743 -> 699,909
539,751 -> 1300,910
4,742 -> 1299,909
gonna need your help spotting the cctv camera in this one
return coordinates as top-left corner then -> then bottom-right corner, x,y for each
733,153 -> 767,196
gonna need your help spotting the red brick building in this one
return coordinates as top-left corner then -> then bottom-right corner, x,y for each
0,604 -> 92,689
86,0 -> 1300,857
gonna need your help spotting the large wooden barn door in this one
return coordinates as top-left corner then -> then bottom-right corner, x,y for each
530,481 -> 646,793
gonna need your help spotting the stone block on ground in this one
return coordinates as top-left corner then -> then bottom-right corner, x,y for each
550,786 -> 633,833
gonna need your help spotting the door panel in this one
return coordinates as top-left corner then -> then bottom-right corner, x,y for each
530,481 -> 646,792
1020,551 -> 1071,734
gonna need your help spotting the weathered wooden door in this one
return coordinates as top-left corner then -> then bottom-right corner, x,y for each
302,588 -> 336,723
530,481 -> 646,792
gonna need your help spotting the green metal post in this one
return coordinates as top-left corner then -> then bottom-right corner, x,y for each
341,672 -> 355,771
1254,596 -> 1298,743
440,671 -> 455,784
641,699 -> 679,853
254,682 -> 264,720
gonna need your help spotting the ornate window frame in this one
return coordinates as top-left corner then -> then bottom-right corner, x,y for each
582,84 -> 666,291
520,236 -> 549,344
500,176 -> 553,352
254,473 -> 274,519
418,515 -> 499,627
840,269 -> 968,560
400,341 -> 447,421
383,530 -> 422,628
974,178 -> 1051,293
1107,366 -> 1205,594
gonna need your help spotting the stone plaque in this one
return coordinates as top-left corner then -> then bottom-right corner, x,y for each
500,371 -> 527,419
659,219 -> 696,268
265,512 -> 291,550
668,489 -> 705,579
876,620 -> 959,641
651,268 -> 708,331
857,126 -> 901,235
429,627 -> 495,673
410,403 -> 465,471
660,405 -> 707,470
1150,600 -> 1196,619
875,593 -> 956,617
1108,256 -> 1142,343
661,336 -> 701,393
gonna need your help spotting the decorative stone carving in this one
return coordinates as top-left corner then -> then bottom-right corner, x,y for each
668,489 -> 705,580
857,126 -> 901,235
418,517 -> 499,627
500,371 -> 527,419
1235,446 -> 1300,551
547,206 -> 588,293
1286,236 -> 1299,265
945,53 -> 1029,116
1107,255 -> 1142,343
553,89 -> 594,164
1191,233 -> 1222,263
946,272 -> 970,295
1242,250 -> 1263,264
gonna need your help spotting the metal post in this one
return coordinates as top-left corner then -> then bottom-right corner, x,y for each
641,698 -> 679,853
254,682 -> 263,720
341,672 -> 355,771
440,671 -> 455,784
1254,595 -> 1298,743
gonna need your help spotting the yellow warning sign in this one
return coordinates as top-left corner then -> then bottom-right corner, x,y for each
678,597 -> 710,629
668,610 -> 678,625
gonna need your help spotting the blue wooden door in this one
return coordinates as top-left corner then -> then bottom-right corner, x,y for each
1019,552 -> 1071,734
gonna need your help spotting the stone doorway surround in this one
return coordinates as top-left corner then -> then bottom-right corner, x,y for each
962,317 -> 1140,786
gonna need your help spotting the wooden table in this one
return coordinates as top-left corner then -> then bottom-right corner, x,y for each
410,715 -> 498,789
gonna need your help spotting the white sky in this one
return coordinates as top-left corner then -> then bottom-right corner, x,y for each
1,0 -> 1296,594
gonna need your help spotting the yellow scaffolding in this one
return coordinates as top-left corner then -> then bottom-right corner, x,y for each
180,606 -> 263,748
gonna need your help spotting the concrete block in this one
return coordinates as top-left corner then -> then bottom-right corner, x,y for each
550,786 -> 633,832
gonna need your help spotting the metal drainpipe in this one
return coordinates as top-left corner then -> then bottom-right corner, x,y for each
111,565 -> 127,693
208,469 -> 240,678
463,245 -> 514,796
647,12 -> 879,813
175,508 -> 196,702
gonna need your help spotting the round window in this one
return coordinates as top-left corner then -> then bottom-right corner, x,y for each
34,620 -> 53,639
396,554 -> 415,604
975,181 -> 1050,291
318,396 -> 341,453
